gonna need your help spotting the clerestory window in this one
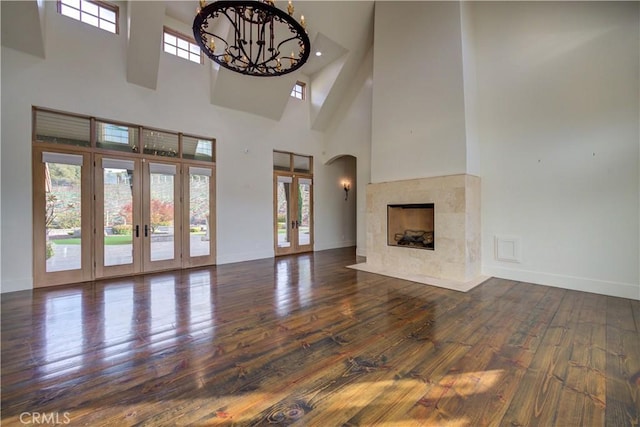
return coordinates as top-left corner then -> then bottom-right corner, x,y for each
58,0 -> 118,34
290,81 -> 305,100
163,28 -> 202,64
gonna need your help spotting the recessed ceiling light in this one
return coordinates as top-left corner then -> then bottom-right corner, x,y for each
315,51 -> 322,57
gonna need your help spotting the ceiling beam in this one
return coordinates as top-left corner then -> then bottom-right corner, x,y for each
1,0 -> 46,58
126,1 -> 165,90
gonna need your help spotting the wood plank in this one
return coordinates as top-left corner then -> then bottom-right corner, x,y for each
554,292 -> 607,426
397,283 -> 555,426
1,248 -> 638,426
500,288 -> 582,426
605,296 -> 640,426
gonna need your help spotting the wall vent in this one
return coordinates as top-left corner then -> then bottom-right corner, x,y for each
495,235 -> 522,263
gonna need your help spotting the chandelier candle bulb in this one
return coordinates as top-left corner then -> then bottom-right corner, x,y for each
288,0 -> 294,16
300,15 -> 305,28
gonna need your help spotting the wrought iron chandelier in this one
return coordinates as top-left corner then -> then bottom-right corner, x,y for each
193,0 -> 311,77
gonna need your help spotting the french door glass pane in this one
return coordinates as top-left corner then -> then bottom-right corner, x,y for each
103,167 -> 133,267
45,161 -> 82,272
150,172 -> 175,261
298,179 -> 311,246
277,177 -> 292,248
189,171 -> 210,257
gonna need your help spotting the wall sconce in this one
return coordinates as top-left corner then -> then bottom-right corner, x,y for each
342,180 -> 351,200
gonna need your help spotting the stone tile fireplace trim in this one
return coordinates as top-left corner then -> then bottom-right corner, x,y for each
354,174 -> 483,290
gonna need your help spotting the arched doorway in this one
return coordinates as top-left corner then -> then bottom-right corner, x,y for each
324,154 -> 358,252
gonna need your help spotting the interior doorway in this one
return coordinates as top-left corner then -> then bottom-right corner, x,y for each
324,153 -> 358,254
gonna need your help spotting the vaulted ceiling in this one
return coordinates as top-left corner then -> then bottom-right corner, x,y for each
1,0 -> 375,130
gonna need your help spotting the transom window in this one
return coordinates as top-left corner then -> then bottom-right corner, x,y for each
34,107 -> 215,162
291,82 -> 305,100
58,0 -> 118,34
163,28 -> 202,64
273,150 -> 312,174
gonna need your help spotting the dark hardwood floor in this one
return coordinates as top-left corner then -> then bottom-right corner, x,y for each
2,247 -> 639,426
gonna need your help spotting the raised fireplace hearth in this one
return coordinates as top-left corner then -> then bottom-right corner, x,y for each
388,203 -> 434,250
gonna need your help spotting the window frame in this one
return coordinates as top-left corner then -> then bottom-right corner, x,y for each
163,27 -> 203,65
57,0 -> 119,34
290,81 -> 306,100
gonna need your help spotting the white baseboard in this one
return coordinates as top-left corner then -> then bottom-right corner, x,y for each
483,265 -> 640,300
314,240 -> 357,251
216,250 -> 274,265
1,277 -> 33,294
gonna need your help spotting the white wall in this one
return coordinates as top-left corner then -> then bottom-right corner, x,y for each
460,1 -> 480,177
324,47 -> 373,257
473,2 -> 640,299
371,1 -> 468,183
0,2 -> 357,292
0,1 -> 2,290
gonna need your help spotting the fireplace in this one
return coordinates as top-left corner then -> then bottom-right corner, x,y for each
355,175 -> 483,287
387,203 -> 434,250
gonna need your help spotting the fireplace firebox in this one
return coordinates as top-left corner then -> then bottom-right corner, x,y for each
387,203 -> 435,250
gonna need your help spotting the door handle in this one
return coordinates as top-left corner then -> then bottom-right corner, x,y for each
291,221 -> 296,229
295,220 -> 299,228
135,225 -> 139,237
145,225 -> 149,237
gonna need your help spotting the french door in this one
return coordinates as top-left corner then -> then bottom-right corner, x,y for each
32,107 -> 216,287
274,174 -> 313,256
34,150 -> 215,287
95,156 -> 182,278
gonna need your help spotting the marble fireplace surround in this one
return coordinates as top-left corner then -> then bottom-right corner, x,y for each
349,174 -> 488,292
